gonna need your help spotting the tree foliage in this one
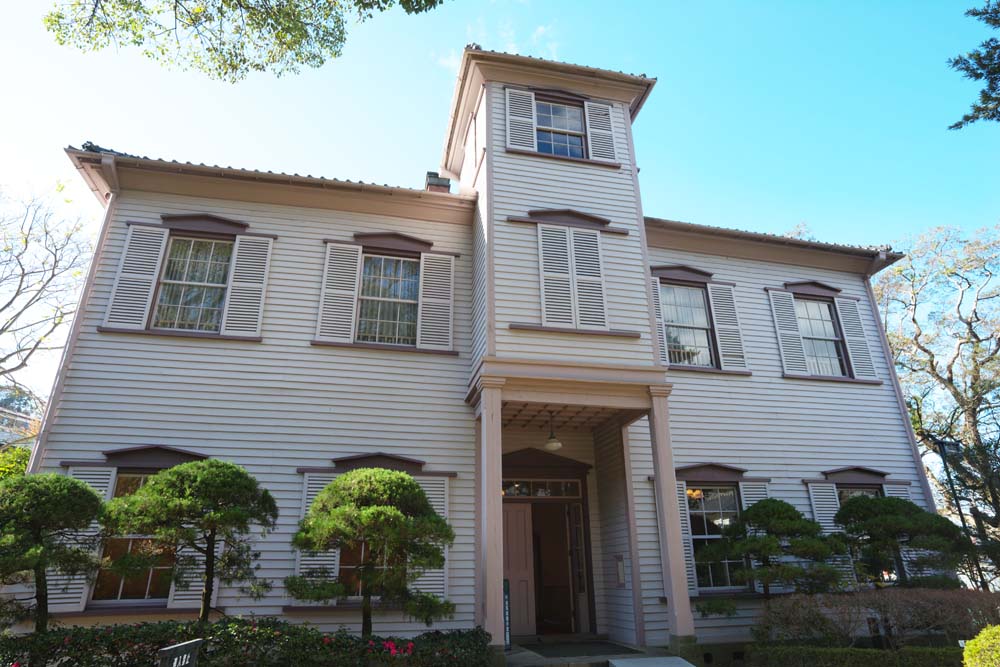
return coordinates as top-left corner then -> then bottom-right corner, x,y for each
285,468 -> 455,636
950,1 -> 1000,129
102,459 -> 278,623
44,0 -> 445,83
0,473 -> 103,633
874,225 -> 1000,587
0,446 -> 30,482
835,495 -> 973,585
701,498 -> 846,598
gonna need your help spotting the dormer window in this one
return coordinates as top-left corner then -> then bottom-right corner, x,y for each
535,100 -> 585,159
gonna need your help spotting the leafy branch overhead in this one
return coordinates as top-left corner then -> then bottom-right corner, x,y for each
44,0 -> 445,82
950,1 -> 1000,129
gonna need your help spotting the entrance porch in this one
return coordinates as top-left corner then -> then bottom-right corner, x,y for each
470,358 -> 695,650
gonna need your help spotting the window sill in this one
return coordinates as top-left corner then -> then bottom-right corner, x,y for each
57,604 -> 202,618
310,340 -> 459,356
782,373 -> 882,386
97,326 -> 262,342
282,602 -> 403,613
505,148 -> 622,169
508,323 -> 641,338
668,365 -> 752,377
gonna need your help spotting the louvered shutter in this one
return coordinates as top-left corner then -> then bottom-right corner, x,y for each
416,254 -> 454,351
675,481 -> 698,594
167,546 -> 217,609
570,229 -> 607,329
296,472 -> 339,580
48,467 -> 115,612
768,290 -> 809,375
650,278 -> 667,364
505,88 -> 537,151
707,283 -> 748,370
315,242 -> 362,343
538,225 -> 575,327
104,225 -> 169,329
220,236 -> 272,337
738,482 -> 778,593
584,101 -> 617,162
807,482 -> 842,534
882,484 -> 923,579
835,298 -> 878,380
412,477 -> 449,598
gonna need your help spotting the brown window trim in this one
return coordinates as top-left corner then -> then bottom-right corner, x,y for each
672,463 -> 770,484
310,340 -> 459,356
324,237 -> 460,259
506,147 -> 622,170
765,285 -> 860,302
531,87 -> 591,105
296,467 -> 457,478
127,219 -> 278,240
651,265 -> 715,284
667,365 -> 752,377
782,373 -> 882,385
782,280 -> 841,299
97,326 -> 262,342
508,323 -> 641,339
56,604 -> 208,618
507,209 -> 629,236
282,602 -> 403,613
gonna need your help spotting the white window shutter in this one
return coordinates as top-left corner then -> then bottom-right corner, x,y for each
570,229 -> 608,329
739,481 -> 769,509
315,242 -> 362,343
675,481 -> 699,594
768,290 -> 809,375
412,477 -> 449,598
883,484 -> 912,500
104,225 -> 169,329
584,101 -> 617,162
417,253 -> 454,351
220,236 -> 273,338
506,88 -> 537,151
167,546 -> 217,609
538,225 -> 575,327
835,298 -> 878,380
48,467 -> 115,613
650,278 -> 667,364
296,472 -> 339,581
807,482 -> 842,534
707,284 -> 749,371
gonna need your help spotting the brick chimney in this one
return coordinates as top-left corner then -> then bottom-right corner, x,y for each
425,171 -> 451,193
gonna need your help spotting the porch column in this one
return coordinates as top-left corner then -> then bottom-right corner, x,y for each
478,377 -> 505,645
647,385 -> 695,638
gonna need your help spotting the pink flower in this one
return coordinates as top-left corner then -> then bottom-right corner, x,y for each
13,661 -> 22,667
63,637 -> 71,646
322,636 -> 331,645
406,642 -> 414,655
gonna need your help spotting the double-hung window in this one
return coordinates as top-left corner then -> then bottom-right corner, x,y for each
356,255 -> 420,346
151,237 -> 233,333
794,298 -> 847,377
661,284 -> 715,367
505,88 -> 619,163
535,100 -> 586,159
836,485 -> 882,506
91,473 -> 175,604
686,485 -> 744,590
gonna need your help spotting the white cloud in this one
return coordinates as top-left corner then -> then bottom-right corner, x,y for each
435,49 -> 462,74
531,24 -> 559,60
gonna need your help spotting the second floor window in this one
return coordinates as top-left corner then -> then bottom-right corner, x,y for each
661,284 -> 715,367
793,298 -> 847,377
356,255 -> 420,346
536,100 -> 585,159
151,237 -> 233,333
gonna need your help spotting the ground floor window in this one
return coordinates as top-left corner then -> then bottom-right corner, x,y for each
687,484 -> 745,589
837,485 -> 882,505
91,537 -> 175,602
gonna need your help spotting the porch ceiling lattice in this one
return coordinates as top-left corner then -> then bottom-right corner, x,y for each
501,401 -> 646,430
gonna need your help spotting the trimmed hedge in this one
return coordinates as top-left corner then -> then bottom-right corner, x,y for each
966,625 -> 1000,667
745,645 -> 963,667
0,618 -> 493,666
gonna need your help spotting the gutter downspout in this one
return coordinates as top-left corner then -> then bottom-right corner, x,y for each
864,253 -> 937,510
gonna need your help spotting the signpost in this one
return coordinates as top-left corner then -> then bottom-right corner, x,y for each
157,639 -> 204,667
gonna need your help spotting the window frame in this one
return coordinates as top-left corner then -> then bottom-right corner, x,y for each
354,252 -> 422,348
148,234 -> 235,335
658,280 -> 719,369
792,295 -> 851,378
685,483 -> 748,592
534,96 -> 588,160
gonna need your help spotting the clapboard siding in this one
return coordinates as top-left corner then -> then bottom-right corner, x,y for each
35,191 -> 477,634
486,83 -> 656,365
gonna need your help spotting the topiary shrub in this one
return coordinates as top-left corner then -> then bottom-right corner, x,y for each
966,625 -> 1000,667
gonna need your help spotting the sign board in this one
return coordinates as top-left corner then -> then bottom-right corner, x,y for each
157,639 -> 204,667
503,577 -> 511,651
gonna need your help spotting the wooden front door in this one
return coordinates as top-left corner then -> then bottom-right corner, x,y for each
503,503 -> 536,636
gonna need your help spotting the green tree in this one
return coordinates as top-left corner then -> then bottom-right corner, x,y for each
0,447 -> 30,482
0,474 -> 103,632
102,459 -> 278,624
703,498 -> 846,599
949,1 -> 1000,129
44,0 -> 445,83
835,495 -> 973,585
285,468 -> 455,637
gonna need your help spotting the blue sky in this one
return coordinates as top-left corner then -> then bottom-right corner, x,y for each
0,1 -> 997,392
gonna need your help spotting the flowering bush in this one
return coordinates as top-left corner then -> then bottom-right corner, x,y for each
0,618 -> 493,666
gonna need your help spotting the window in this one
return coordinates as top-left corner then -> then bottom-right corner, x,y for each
687,485 -> 744,589
337,541 -> 405,597
661,284 -> 715,367
535,100 -> 585,159
837,485 -> 882,506
151,237 -> 233,332
91,474 -> 175,603
356,255 -> 420,345
794,298 -> 847,377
